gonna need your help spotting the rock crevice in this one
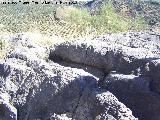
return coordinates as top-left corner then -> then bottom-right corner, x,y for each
0,32 -> 160,120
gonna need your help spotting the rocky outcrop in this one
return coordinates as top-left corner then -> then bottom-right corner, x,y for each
50,32 -> 160,75
0,52 -> 98,119
0,93 -> 17,120
49,32 -> 160,120
103,74 -> 160,120
0,32 -> 160,120
73,89 -> 137,120
0,33 -> 137,120
146,59 -> 160,93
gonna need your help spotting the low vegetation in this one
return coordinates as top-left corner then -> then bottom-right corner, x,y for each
0,2 -> 150,59
0,2 -> 148,36
67,3 -> 148,34
0,39 -> 10,59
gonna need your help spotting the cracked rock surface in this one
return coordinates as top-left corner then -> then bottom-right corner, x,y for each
0,32 -> 160,120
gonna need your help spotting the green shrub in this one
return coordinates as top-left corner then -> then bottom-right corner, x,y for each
67,2 -> 148,35
0,3 -> 148,38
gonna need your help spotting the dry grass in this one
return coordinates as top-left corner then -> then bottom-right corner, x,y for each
0,3 -> 148,38
23,31 -> 66,46
0,3 -> 149,59
58,4 -> 148,35
0,38 -> 11,59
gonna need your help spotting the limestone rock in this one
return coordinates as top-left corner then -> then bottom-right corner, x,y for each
103,74 -> 160,120
146,59 -> 160,93
0,57 -> 98,120
73,89 -> 137,120
0,93 -> 17,120
50,32 -> 159,74
1,32 -> 160,120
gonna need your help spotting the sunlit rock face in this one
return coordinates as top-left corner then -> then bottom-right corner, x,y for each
0,32 -> 160,120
